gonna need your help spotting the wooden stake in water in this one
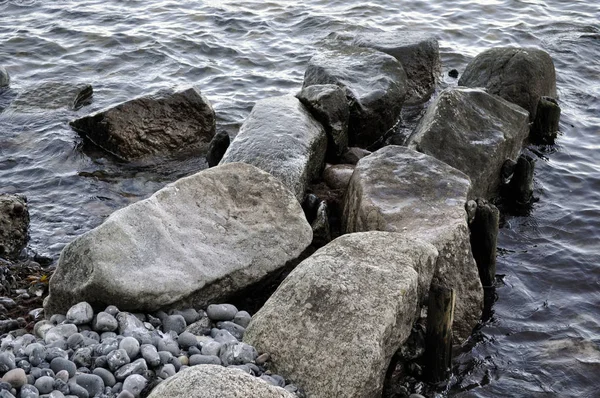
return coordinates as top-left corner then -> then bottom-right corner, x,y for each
470,199 -> 500,287
425,285 -> 456,383
531,96 -> 560,144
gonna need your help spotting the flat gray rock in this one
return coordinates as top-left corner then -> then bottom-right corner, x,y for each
70,87 -> 215,161
341,146 -> 483,343
458,47 -> 556,120
0,194 -> 29,260
245,232 -> 437,398
45,163 -> 312,315
303,46 -> 407,148
220,95 -> 326,201
147,364 -> 294,398
407,87 -> 530,199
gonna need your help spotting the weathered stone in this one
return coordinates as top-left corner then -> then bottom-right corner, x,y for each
303,46 -> 407,148
45,163 -> 311,315
220,95 -> 327,201
70,87 -> 216,161
458,47 -> 556,120
0,67 -> 9,88
147,365 -> 294,398
245,232 -> 437,398
340,147 -> 371,165
66,302 -> 94,325
322,164 -> 354,190
407,87 -> 530,199
296,84 -> 349,159
341,146 -> 483,343
7,83 -> 92,112
0,194 -> 29,260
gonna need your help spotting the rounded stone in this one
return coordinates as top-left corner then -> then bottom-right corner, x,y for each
67,334 -> 85,350
232,311 -> 251,328
211,329 -> 238,344
71,347 -> 93,368
140,345 -> 160,368
216,321 -> 245,340
76,374 -> 104,397
171,309 -> 200,325
122,375 -> 146,398
104,306 -> 119,317
68,382 -> 89,398
93,313 -> 118,333
0,381 -> 10,391
0,67 -> 10,88
44,325 -> 78,345
1,368 -> 26,388
219,342 -> 257,366
34,321 -> 54,339
200,341 -> 222,357
116,390 -> 134,398
16,360 -> 31,373
19,384 -> 39,398
0,352 -> 15,373
119,337 -> 140,360
157,351 -> 173,366
206,304 -> 237,322
162,315 -> 186,335
49,315 -> 66,325
80,331 -> 100,343
184,317 -> 212,336
188,354 -> 221,366
156,364 -> 176,379
176,332 -> 197,350
55,370 -> 69,383
33,376 -> 54,394
45,347 -> 68,362
107,349 -> 130,372
49,391 -> 65,398
53,378 -> 69,395
92,368 -> 116,388
178,355 -> 189,366
66,302 -> 94,326
156,338 -> 180,357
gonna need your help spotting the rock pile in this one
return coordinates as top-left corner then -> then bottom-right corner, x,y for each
0,301 -> 300,398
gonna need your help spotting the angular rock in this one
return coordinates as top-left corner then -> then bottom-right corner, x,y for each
245,232 -> 437,398
341,146 -> 484,343
340,147 -> 371,165
458,47 -> 556,120
407,88 -> 530,199
70,87 -> 216,161
0,194 -> 29,260
147,365 -> 294,398
220,95 -> 327,201
45,163 -> 312,316
352,31 -> 441,104
303,46 -> 407,148
0,67 -> 9,88
296,84 -> 349,159
7,83 -> 92,112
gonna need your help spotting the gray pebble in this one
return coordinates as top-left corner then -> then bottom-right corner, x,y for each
93,313 -> 118,333
187,346 -> 201,356
219,342 -> 257,366
45,340 -> 67,351
0,391 -> 14,398
227,364 -> 251,374
104,306 -> 119,317
49,391 -> 66,398
49,315 -> 66,325
116,390 -> 133,398
67,382 -> 88,398
200,341 -> 221,357
116,313 -> 144,337
206,304 -> 237,322
157,351 -> 173,366
284,384 -> 299,394
255,352 -> 270,366
45,347 -> 68,362
98,338 -> 119,356
216,321 -> 245,340
270,374 -> 286,388
44,325 -> 78,345
1,368 -> 26,388
176,332 -> 197,350
80,331 -> 99,343
76,374 -> 104,397
33,321 -> 54,340
111,382 -> 123,395
99,332 -> 117,342
94,356 -> 107,369
211,329 -> 238,344
107,349 -> 130,372
66,334 -> 85,351
122,375 -> 146,398
55,370 -> 69,383
0,382 -> 9,391
92,368 -> 116,388
247,363 -> 260,376
162,315 -> 186,335
156,337 -> 179,357
17,359 -> 31,373
19,384 -> 39,398
119,337 -> 140,360
0,352 -> 15,373
156,364 -> 175,379
34,376 -> 54,394
169,357 -> 182,372
113,359 -> 147,381
184,317 -> 211,336
28,344 -> 47,367
170,309 -> 199,325
188,355 -> 220,366
50,358 -> 76,378
233,311 -> 251,328
71,347 -> 93,368
53,378 -> 69,395
259,374 -> 278,386
26,374 -> 35,386
66,303 -> 94,326
146,315 -> 161,329
140,345 -> 160,368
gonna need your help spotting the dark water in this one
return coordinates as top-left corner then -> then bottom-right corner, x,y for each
1,0 -> 599,396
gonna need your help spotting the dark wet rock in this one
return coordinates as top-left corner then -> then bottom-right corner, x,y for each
0,67 -> 9,88
45,163 -> 311,316
448,69 -> 459,78
341,146 -> 483,343
220,95 -> 327,201
296,84 -> 349,160
303,46 -> 407,148
407,87 -> 530,199
206,131 -> 230,168
70,87 -> 216,161
530,96 -> 561,144
0,194 -> 29,261
107,349 -> 130,372
506,154 -> 535,205
7,82 -> 92,112
245,232 -> 436,398
340,147 -> 371,165
458,47 -> 556,120
113,359 -> 148,381
323,164 -> 354,191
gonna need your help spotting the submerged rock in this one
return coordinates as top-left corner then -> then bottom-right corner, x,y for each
0,194 -> 29,260
45,163 -> 312,315
70,87 -> 215,161
342,146 -> 483,343
303,46 -> 407,148
220,95 -> 326,201
7,82 -> 92,112
0,67 -> 9,88
458,47 -> 556,120
245,232 -> 437,398
407,87 -> 530,199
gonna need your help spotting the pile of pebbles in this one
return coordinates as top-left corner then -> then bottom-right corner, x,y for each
0,302 -> 303,398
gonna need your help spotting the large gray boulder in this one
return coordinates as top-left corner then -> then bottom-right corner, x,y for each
342,146 -> 483,343
0,67 -> 9,88
353,31 -> 441,105
147,365 -> 294,398
220,95 -> 326,201
45,162 -> 312,315
296,84 -> 349,160
70,87 -> 215,161
245,232 -> 438,398
0,194 -> 29,260
458,47 -> 557,120
7,82 -> 92,112
407,87 -> 530,199
303,46 -> 407,148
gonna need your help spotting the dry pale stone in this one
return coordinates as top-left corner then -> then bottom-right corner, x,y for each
45,163 -> 312,315
341,146 -> 483,343
245,232 -> 437,398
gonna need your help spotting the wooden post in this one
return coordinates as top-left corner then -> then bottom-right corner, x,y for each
530,96 -> 560,144
425,285 -> 455,383
508,154 -> 535,205
469,199 -> 500,287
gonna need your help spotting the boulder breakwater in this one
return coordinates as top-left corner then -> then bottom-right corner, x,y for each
0,29 -> 559,398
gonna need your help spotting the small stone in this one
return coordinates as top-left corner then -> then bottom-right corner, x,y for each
448,69 -> 459,78
206,304 -> 237,322
157,351 -> 173,366
34,376 -> 54,394
53,378 -> 69,395
27,343 -> 46,367
177,355 -> 189,366
104,306 -> 119,317
80,331 -> 99,343
255,352 -> 270,366
99,337 -> 119,356
140,345 -> 160,368
66,303 -> 94,326
44,325 -> 78,345
19,384 -> 39,398
76,374 -> 104,397
119,337 -> 140,360
17,360 -> 31,373
169,357 -> 182,372
227,364 -> 251,374
176,332 -> 197,350
156,336 -> 179,357
0,382 -> 10,391
122,375 -> 146,398
33,322 -> 54,340
284,384 -> 299,394
100,332 -> 118,342
216,321 -> 245,340
49,315 -> 66,325
171,309 -> 200,325
162,315 -> 186,335
1,368 -> 26,388
92,313 -> 118,333
200,341 -> 221,357
113,359 -> 147,381
232,311 -> 251,328
49,391 -> 65,398
156,364 -> 176,379
66,334 -> 85,350
259,374 -> 278,386
111,382 -> 123,395
68,382 -> 89,398
188,355 -> 220,366
0,298 -> 15,309
116,390 -> 134,398
270,374 -> 286,387
211,329 -> 237,344
71,347 -> 93,368
116,313 -> 145,336
184,317 -> 211,336
0,352 -> 15,373
55,370 -> 69,383
107,349 -> 130,372
187,346 -> 201,356
45,347 -> 68,362
219,342 -> 257,366
92,368 -> 116,388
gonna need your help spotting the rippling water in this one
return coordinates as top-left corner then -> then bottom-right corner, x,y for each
1,0 -> 599,396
